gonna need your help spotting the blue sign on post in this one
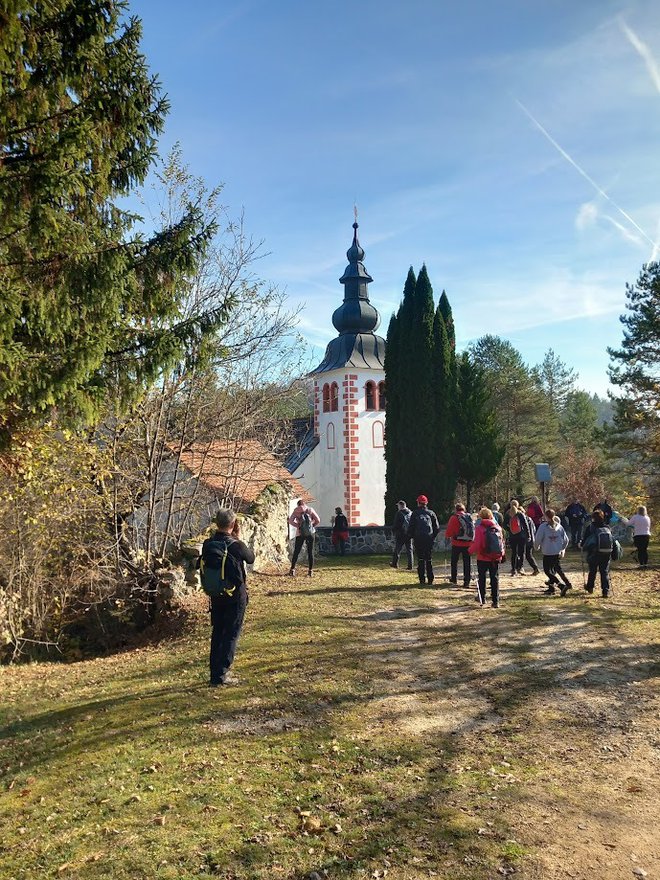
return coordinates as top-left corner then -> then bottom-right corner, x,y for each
535,463 -> 552,483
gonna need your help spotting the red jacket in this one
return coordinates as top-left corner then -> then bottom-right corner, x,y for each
526,502 -> 543,528
468,518 -> 505,562
445,512 -> 472,547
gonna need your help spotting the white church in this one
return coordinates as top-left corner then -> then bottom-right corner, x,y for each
287,221 -> 387,526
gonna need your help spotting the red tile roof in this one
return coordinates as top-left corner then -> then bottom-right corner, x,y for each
175,439 -> 314,507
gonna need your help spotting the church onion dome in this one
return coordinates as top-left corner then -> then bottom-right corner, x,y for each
311,220 -> 386,374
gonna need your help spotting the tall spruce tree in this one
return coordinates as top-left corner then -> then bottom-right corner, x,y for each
454,352 -> 505,509
0,1 -> 226,442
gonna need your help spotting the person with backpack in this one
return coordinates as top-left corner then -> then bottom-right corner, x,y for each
445,502 -> 474,587
407,495 -> 440,585
288,499 -> 321,577
491,502 -> 504,527
565,499 -> 588,548
581,509 -> 617,597
534,508 -> 572,596
469,507 -> 505,608
622,505 -> 652,569
507,499 -> 531,576
390,500 -> 414,570
331,507 -> 350,556
200,508 -> 255,687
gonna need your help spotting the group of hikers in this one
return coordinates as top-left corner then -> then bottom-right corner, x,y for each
392,495 -> 652,608
197,495 -> 651,686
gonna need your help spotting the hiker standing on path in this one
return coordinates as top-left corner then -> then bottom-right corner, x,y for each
523,510 -> 540,576
581,509 -> 614,597
390,500 -> 414,570
491,502 -> 504,527
534,509 -> 572,596
407,494 -> 440,585
445,502 -> 474,587
622,506 -> 652,569
507,500 -> 531,576
288,499 -> 320,577
469,507 -> 505,608
331,507 -> 350,556
565,499 -> 588,548
200,508 -> 255,687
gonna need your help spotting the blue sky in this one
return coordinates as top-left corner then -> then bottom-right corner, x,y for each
130,0 -> 660,395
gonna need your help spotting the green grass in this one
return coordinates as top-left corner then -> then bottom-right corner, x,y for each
1,551 -> 658,879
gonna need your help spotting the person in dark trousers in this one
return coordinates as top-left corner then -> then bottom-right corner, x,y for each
534,509 -> 571,596
581,509 -> 612,597
390,500 -> 414,569
288,499 -> 321,576
201,508 -> 255,687
622,505 -> 652,568
331,507 -> 349,556
407,495 -> 440,584
445,502 -> 473,586
565,499 -> 588,548
593,499 -> 613,525
507,500 -> 530,575
523,510 -> 540,575
469,507 -> 505,608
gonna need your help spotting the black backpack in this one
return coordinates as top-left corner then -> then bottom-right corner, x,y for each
456,513 -> 475,541
199,536 -> 243,598
300,511 -> 316,537
596,527 -> 613,555
415,509 -> 435,538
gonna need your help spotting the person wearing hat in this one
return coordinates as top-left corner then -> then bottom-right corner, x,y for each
407,495 -> 440,584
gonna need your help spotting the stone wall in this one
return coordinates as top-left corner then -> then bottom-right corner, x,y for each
301,526 -> 448,557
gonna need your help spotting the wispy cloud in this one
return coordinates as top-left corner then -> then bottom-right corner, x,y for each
620,18 -> 660,95
516,99 -> 655,248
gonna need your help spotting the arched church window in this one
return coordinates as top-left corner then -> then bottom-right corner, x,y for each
327,422 -> 335,449
377,381 -> 386,410
322,383 -> 330,413
365,381 -> 376,411
372,420 -> 384,448
330,382 -> 339,412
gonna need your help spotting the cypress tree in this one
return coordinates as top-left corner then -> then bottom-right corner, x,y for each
384,268 -> 416,521
431,303 -> 457,518
407,265 -> 436,504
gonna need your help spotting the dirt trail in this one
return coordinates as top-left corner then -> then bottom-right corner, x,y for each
354,567 -> 660,880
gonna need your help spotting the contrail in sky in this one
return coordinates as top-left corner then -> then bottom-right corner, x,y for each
619,18 -> 660,95
515,98 -> 654,247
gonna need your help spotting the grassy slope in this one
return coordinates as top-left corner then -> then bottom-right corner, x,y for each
0,549 -> 658,880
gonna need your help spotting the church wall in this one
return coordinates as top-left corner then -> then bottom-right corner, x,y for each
354,369 -> 386,526
294,368 -> 386,527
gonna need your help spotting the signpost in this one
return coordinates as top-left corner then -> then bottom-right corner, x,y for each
534,463 -> 552,512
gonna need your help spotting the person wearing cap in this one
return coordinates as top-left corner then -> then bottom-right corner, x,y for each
407,495 -> 440,584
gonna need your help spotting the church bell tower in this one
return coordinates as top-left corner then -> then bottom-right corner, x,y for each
309,220 -> 387,526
